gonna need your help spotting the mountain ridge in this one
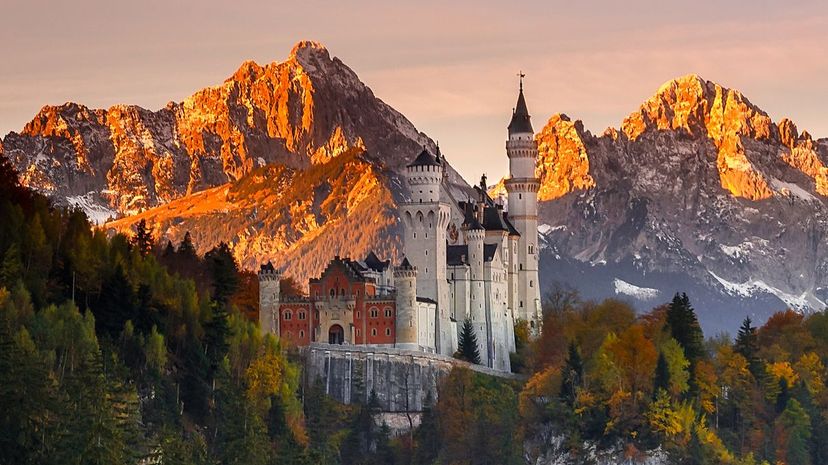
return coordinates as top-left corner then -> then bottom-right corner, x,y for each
521,74 -> 828,328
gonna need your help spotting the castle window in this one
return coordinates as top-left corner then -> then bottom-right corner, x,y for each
372,328 -> 377,337
341,288 -> 346,297
519,194 -> 522,199
385,308 -> 392,318
298,310 -> 306,320
299,330 -> 305,338
283,309 -> 292,320
356,311 -> 361,319
386,328 -> 391,336
529,280 -> 533,288
330,289 -> 335,298
413,232 -> 417,239
425,250 -> 428,256
520,300 -> 523,308
370,307 -> 379,318
520,264 -> 523,271
528,245 -> 534,254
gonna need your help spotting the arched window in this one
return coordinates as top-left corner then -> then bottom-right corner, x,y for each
371,328 -> 377,337
385,328 -> 391,336
384,308 -> 393,318
299,330 -> 305,338
370,307 -> 379,318
298,310 -> 306,320
283,309 -> 292,320
529,280 -> 533,288
329,288 -> 335,298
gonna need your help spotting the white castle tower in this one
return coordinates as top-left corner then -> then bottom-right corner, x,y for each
505,75 -> 542,328
258,262 -> 281,336
394,258 -> 419,351
463,207 -> 489,365
400,147 -> 454,355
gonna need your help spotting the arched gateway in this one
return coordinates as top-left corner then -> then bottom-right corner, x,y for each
328,324 -> 344,345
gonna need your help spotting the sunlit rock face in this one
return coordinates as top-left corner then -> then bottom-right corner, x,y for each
2,40 -> 458,216
529,75 -> 828,330
2,41 -> 471,286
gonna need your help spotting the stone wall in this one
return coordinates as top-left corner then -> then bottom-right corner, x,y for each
301,342 -> 520,413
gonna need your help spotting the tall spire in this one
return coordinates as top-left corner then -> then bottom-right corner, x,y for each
508,72 -> 533,135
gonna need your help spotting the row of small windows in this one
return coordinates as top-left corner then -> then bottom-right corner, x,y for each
356,328 -> 392,337
282,309 -> 307,320
356,308 -> 394,319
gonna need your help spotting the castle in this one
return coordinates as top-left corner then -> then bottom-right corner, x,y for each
259,81 -> 542,372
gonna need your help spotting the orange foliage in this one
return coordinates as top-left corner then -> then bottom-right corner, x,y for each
607,324 -> 658,395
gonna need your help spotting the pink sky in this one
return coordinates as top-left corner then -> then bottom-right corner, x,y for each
2,0 -> 827,180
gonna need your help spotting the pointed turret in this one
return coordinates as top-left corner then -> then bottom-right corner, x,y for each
508,75 -> 534,135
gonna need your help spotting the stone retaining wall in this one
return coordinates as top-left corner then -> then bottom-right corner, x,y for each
301,343 -> 520,412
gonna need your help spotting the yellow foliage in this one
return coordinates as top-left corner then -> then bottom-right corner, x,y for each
766,361 -> 799,388
519,366 -> 560,419
795,352 -> 825,396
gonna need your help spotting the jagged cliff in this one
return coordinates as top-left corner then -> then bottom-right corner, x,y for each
2,41 -> 463,217
2,41 -> 472,286
528,75 -> 828,329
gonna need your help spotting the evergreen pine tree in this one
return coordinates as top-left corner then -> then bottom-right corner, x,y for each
413,391 -> 440,465
735,316 -> 762,378
653,352 -> 671,397
456,318 -> 481,364
0,243 -> 23,288
131,219 -> 154,256
560,341 -> 583,405
665,293 -> 705,365
95,264 -> 137,338
775,398 -> 812,465
204,242 -> 239,305
162,240 -> 175,258
204,302 -> 230,373
177,231 -> 197,259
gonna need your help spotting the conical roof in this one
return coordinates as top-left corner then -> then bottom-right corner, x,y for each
407,148 -> 441,168
508,88 -> 534,135
398,257 -> 415,270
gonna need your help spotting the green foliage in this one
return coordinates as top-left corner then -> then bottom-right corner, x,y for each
654,352 -> 671,396
665,293 -> 705,366
456,318 -> 482,365
560,341 -> 583,406
522,291 -> 828,465
0,157 -> 309,464
735,316 -> 762,378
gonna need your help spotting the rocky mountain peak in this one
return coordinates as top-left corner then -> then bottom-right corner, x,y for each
4,41 -> 436,217
289,40 -> 331,66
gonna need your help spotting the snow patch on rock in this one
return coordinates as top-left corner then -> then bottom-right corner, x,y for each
613,278 -> 660,301
66,193 -> 117,225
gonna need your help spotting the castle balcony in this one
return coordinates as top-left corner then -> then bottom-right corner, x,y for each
314,295 -> 357,312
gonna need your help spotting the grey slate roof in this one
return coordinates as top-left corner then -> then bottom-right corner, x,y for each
407,148 -> 441,168
508,89 -> 534,135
